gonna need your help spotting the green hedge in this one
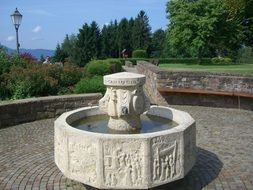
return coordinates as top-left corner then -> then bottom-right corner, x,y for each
86,59 -> 122,76
158,58 -> 212,64
132,49 -> 147,58
119,58 -> 212,65
211,57 -> 232,64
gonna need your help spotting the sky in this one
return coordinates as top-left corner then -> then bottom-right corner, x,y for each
0,0 -> 168,50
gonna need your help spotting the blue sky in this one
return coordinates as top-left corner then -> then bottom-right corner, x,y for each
0,0 -> 168,50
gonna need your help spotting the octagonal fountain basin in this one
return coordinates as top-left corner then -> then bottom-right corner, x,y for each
54,105 -> 196,189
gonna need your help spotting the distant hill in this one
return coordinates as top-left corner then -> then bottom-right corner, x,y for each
3,46 -> 55,60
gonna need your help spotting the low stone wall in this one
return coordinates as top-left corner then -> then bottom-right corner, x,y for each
0,93 -> 102,128
137,61 -> 253,110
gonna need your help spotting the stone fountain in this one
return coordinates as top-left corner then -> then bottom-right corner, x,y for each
55,72 -> 196,189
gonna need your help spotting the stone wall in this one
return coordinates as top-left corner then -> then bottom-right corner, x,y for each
136,61 -> 253,110
0,93 -> 102,128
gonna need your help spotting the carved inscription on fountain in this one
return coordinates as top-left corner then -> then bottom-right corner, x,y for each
151,136 -> 181,183
102,139 -> 145,188
68,136 -> 98,184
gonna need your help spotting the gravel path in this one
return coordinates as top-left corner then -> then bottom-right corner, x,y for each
0,105 -> 253,190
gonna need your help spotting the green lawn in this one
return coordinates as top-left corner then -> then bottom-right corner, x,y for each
159,63 -> 253,75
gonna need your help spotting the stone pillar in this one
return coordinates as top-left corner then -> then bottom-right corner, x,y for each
99,72 -> 150,131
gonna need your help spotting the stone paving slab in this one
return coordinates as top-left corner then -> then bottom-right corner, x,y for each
0,105 -> 253,190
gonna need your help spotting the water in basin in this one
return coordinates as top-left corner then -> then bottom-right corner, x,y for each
71,114 -> 177,134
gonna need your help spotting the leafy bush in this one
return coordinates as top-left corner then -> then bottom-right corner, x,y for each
86,60 -> 110,75
132,49 -> 148,58
59,62 -> 83,87
74,76 -> 105,94
106,58 -> 123,73
0,49 -> 27,74
211,57 -> 232,64
20,53 -> 37,63
86,59 -> 122,76
0,74 -> 10,100
6,64 -> 60,99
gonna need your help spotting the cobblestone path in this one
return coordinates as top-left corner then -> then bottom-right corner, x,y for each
0,106 -> 253,190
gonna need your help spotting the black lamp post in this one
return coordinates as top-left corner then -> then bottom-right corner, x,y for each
11,8 -> 22,54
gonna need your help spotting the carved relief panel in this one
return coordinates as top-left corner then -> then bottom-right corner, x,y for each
151,136 -> 182,184
102,139 -> 146,188
68,135 -> 98,184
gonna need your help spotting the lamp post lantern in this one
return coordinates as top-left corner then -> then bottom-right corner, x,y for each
11,8 -> 22,54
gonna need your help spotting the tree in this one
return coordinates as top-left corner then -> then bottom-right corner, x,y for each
117,18 -> 132,57
40,55 -> 45,62
166,0 -> 243,58
101,20 -> 119,58
53,43 -> 67,62
73,22 -> 101,67
223,0 -> 253,47
150,29 -> 166,58
90,21 -> 101,59
132,10 -> 152,52
61,34 -> 77,61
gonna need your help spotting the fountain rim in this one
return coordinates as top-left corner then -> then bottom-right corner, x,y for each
55,105 -> 195,138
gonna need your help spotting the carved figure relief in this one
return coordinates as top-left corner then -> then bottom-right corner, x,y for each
103,140 -> 144,187
108,88 -> 118,117
99,88 -> 110,112
152,139 -> 179,183
68,137 -> 97,183
132,85 -> 145,114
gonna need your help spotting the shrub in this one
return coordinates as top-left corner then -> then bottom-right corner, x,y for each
59,62 -> 82,87
5,64 -> 60,99
0,49 -> 27,74
74,76 -> 105,94
86,59 -> 122,76
211,57 -> 232,64
20,53 -> 37,63
132,49 -> 148,58
0,74 -> 10,100
106,59 -> 123,73
86,60 -> 110,76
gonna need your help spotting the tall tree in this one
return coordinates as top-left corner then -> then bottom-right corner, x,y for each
166,0 -> 243,58
101,20 -> 119,58
150,29 -> 166,58
73,22 -> 102,66
74,23 -> 92,66
117,18 -> 132,57
53,43 -> 67,62
61,34 -> 77,60
90,21 -> 101,59
132,10 -> 152,51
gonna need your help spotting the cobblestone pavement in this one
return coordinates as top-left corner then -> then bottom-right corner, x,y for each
0,106 -> 253,190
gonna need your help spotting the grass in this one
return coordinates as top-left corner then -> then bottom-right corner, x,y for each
159,63 -> 253,75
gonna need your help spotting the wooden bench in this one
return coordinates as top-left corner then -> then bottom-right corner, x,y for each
157,87 -> 253,99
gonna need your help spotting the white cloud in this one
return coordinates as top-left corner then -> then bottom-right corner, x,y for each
27,9 -> 55,17
32,25 -> 42,33
6,36 -> 15,42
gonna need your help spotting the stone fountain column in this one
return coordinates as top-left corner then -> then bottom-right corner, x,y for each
99,72 -> 150,131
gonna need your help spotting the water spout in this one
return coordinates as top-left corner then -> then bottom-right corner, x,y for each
121,106 -> 128,115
